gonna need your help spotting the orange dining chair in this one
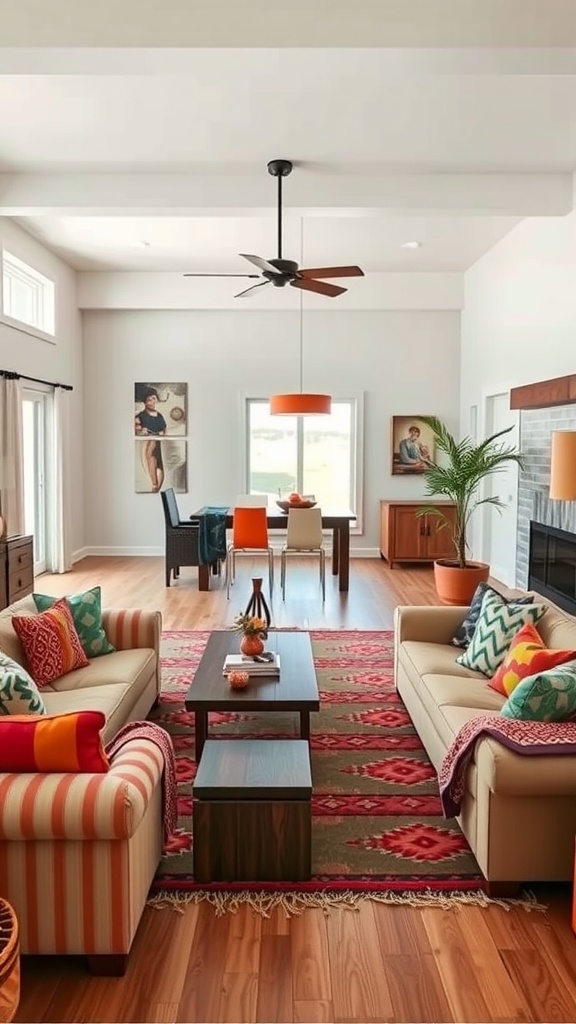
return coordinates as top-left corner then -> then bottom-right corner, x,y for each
226,506 -> 274,598
280,506 -> 326,601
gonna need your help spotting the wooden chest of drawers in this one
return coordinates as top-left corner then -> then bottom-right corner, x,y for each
0,536 -> 34,611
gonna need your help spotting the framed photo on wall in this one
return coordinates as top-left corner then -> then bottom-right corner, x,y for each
134,382 -> 187,437
391,416 -> 436,475
135,439 -> 188,493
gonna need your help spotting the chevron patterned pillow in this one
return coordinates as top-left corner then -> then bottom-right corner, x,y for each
456,589 -> 547,677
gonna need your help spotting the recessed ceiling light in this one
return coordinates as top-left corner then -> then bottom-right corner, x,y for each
402,241 -> 422,249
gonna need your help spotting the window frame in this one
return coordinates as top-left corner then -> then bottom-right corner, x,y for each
0,249 -> 56,342
243,394 -> 364,534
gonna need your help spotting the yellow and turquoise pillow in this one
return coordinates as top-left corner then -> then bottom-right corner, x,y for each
33,586 -> 115,659
501,662 -> 576,722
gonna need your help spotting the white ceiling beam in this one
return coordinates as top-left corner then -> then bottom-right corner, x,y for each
1,0 -> 576,47
0,173 -> 571,216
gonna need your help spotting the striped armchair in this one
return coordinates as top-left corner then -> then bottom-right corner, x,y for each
0,604 -> 164,975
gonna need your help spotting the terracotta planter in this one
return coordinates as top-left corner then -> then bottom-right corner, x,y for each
240,634 -> 264,657
433,559 -> 490,606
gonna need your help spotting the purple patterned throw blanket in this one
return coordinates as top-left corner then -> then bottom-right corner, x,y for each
439,715 -> 576,817
106,721 -> 178,845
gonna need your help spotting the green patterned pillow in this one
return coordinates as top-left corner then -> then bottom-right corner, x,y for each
501,661 -> 576,721
33,587 -> 115,659
0,652 -> 47,715
456,588 -> 546,677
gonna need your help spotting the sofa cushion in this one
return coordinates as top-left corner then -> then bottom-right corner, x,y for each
400,641 -> 484,682
456,589 -> 547,677
452,581 -> 535,649
501,661 -> 576,722
33,586 -> 116,659
489,622 -> 576,697
0,710 -> 109,773
12,599 -> 89,686
537,603 -> 576,651
0,652 -> 47,715
415,673 -> 505,748
45,647 -> 156,693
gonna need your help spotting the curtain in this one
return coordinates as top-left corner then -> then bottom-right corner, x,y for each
48,387 -> 73,573
0,376 -> 25,538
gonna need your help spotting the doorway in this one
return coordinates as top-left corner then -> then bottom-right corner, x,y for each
22,387 -> 48,575
482,392 -> 519,587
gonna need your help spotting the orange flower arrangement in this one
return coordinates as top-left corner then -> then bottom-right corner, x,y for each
231,613 -> 267,638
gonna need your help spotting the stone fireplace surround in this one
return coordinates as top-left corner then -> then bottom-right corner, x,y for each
514,376 -> 576,590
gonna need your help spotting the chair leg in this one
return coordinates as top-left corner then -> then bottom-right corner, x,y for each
321,550 -> 326,602
165,566 -> 171,587
269,549 -> 274,594
281,551 -> 286,601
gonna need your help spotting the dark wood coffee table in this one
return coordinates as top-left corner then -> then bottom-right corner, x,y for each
185,631 -> 320,761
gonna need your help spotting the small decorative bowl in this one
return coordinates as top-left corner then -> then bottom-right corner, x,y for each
276,500 -> 317,512
228,670 -> 250,690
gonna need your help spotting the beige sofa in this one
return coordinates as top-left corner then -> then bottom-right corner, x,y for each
395,598 -> 576,894
0,596 -> 164,974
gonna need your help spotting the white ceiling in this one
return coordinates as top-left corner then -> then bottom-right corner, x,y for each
1,5 -> 576,275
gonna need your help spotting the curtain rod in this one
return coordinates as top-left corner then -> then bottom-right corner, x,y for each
0,369 -> 73,392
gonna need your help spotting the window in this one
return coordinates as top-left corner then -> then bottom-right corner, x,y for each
22,389 -> 48,574
2,250 -> 55,336
246,398 -> 361,522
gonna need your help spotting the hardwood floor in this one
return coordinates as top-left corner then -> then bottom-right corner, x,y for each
14,555 -> 576,1023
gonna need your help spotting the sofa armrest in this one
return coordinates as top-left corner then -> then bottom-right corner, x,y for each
101,608 -> 162,654
394,605 -> 469,645
0,738 -> 163,842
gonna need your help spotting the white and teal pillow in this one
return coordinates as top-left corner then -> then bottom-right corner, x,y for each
501,661 -> 576,721
456,589 -> 547,677
0,652 -> 47,715
33,586 -> 115,659
452,581 -> 535,649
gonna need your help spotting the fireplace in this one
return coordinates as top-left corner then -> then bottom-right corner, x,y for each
528,521 -> 576,615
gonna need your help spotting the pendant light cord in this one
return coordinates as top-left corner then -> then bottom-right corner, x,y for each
299,216 -> 304,393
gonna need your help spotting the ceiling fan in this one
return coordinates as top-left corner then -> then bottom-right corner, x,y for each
183,159 -> 364,298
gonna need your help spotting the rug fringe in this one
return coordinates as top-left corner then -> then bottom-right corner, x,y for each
147,887 -> 547,918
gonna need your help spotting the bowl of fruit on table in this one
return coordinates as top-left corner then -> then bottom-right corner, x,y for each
276,492 -> 317,511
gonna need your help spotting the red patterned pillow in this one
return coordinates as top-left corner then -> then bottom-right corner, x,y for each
0,710 -> 109,772
12,598 -> 89,687
489,622 -> 576,697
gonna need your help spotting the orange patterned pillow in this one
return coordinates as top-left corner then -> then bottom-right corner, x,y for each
12,597 -> 89,686
489,622 -> 576,697
0,710 -> 109,772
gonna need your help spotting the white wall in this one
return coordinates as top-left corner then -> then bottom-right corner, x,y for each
83,308 -> 461,555
461,209 -> 576,562
0,220 -> 84,556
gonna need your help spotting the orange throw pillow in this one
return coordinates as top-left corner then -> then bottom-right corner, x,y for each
489,622 -> 576,697
12,597 -> 89,687
0,711 -> 109,773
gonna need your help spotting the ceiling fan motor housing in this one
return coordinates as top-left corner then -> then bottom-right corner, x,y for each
264,258 -> 299,285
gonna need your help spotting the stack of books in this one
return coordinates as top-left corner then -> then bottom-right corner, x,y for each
223,653 -> 281,677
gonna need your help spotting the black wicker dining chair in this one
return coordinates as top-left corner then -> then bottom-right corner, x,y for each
160,488 -> 202,587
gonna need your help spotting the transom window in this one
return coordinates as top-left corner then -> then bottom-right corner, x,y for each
246,398 -> 361,522
1,250 -> 55,337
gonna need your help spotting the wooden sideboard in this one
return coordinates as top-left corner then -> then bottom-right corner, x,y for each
379,500 -> 457,568
0,535 -> 34,612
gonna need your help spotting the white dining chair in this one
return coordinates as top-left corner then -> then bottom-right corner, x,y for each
280,506 -> 325,601
234,494 -> 269,507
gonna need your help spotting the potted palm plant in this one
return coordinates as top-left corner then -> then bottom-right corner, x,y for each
416,416 -> 523,605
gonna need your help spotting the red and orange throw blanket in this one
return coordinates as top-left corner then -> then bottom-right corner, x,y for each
439,715 -> 576,817
106,721 -> 178,846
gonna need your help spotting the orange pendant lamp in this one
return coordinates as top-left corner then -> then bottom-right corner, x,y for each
270,220 -> 331,416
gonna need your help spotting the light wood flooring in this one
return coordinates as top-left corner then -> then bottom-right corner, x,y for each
14,555 -> 576,1023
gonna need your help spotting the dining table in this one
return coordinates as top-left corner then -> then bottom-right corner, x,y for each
190,506 -> 357,592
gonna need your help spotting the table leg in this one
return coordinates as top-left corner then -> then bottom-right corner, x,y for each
332,528 -> 339,575
300,710 -> 310,741
198,565 -> 210,591
339,522 -> 350,591
195,711 -> 208,761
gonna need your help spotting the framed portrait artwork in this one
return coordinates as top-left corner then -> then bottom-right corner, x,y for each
391,416 -> 436,475
134,382 -> 187,438
135,439 -> 188,494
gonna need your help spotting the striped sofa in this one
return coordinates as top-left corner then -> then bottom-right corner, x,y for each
0,598 -> 163,975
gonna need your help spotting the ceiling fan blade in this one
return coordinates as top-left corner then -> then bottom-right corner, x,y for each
234,281 -> 271,299
183,273 -> 260,278
298,265 -> 364,279
239,253 -> 283,275
291,278 -> 346,298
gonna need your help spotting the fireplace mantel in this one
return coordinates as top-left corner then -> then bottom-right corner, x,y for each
510,374 -> 576,410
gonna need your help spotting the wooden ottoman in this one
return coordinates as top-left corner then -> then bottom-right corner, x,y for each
193,739 -> 312,882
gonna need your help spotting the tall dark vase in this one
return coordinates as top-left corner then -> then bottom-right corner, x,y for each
244,577 -> 271,637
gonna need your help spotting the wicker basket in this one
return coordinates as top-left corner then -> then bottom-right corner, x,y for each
0,900 -> 19,1024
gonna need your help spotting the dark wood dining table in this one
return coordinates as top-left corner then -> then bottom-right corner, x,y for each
191,506 -> 356,592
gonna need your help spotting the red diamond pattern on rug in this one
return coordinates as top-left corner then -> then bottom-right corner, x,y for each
342,755 -> 438,784
348,822 -> 472,862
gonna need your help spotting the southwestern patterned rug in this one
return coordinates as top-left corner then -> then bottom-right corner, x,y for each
148,629 -> 532,912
